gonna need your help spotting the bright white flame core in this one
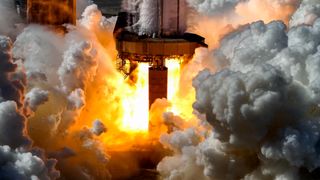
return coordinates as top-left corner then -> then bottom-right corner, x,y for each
166,59 -> 181,113
120,63 -> 149,132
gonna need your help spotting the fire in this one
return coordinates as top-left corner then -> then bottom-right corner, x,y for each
164,56 -> 202,121
120,63 -> 149,132
166,58 -> 181,114
74,53 -> 190,150
166,59 -> 181,101
72,59 -> 151,150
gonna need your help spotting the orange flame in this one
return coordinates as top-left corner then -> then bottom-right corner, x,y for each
166,58 -> 181,114
120,63 -> 149,132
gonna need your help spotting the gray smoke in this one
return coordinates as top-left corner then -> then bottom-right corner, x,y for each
77,0 -> 91,18
58,41 -> 98,93
25,88 -> 49,112
158,0 -> 320,179
0,36 -> 24,106
0,101 -> 31,148
11,5 -> 113,179
2,0 -> 319,179
186,0 -> 245,16
67,88 -> 85,110
0,35 -> 59,179
0,145 -> 59,180
290,0 -> 320,27
91,120 -> 107,136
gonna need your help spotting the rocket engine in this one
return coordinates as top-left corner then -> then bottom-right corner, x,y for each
114,0 -> 208,106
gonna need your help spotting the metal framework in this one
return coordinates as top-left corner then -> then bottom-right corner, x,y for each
113,0 -> 207,106
27,0 -> 76,25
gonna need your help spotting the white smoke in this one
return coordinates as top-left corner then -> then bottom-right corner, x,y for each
290,0 -> 320,27
25,88 -> 49,112
210,20 -> 288,72
67,88 -> 85,110
187,0 -> 300,18
0,145 -> 59,180
158,0 -> 320,179
186,0 -> 300,50
0,0 -> 22,37
58,41 -> 98,93
9,4 -> 115,179
2,0 -> 320,179
77,0 -> 91,18
187,0 -> 245,16
0,35 -> 59,179
13,25 -> 66,86
158,145 -> 209,180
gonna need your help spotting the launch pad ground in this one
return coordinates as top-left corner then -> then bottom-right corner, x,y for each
106,143 -> 170,179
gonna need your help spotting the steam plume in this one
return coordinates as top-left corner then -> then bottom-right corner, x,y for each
158,0 -> 320,179
11,5 -> 113,179
187,0 -> 245,16
0,35 -> 59,179
2,0 -> 320,179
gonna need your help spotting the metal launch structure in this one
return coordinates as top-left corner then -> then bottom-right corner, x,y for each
114,0 -> 207,106
16,0 -> 207,107
15,0 -> 76,25
12,1 -> 207,177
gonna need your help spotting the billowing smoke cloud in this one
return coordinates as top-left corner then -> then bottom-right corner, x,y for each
187,0 -> 245,16
58,41 -> 98,93
67,88 -> 85,110
187,0 -> 299,48
0,101 -> 31,148
210,20 -> 288,72
91,120 -> 107,136
290,0 -> 320,27
158,0 -> 320,179
0,35 -> 30,148
2,0 -> 320,179
0,145 -> 59,180
25,88 -> 49,112
187,0 -> 300,18
9,4 -> 114,179
0,35 -> 59,179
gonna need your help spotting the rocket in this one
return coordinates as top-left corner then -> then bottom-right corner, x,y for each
18,0 -> 207,107
114,0 -> 208,106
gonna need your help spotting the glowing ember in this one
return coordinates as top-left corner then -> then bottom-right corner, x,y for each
120,63 -> 149,132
